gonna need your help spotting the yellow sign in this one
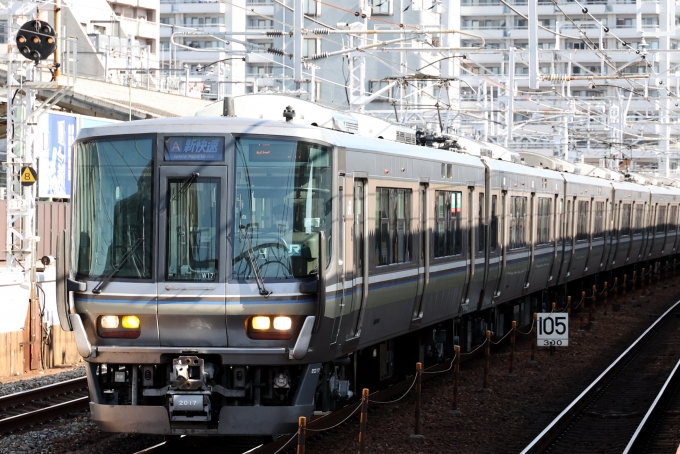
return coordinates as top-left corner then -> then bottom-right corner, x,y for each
20,166 -> 37,186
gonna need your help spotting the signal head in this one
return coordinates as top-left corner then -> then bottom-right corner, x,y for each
16,20 -> 57,63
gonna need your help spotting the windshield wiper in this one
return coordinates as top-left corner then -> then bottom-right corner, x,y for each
92,238 -> 144,294
171,173 -> 199,202
239,224 -> 272,298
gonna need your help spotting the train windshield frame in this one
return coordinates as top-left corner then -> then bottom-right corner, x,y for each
233,136 -> 332,280
72,135 -> 154,280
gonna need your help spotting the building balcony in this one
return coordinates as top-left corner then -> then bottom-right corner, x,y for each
246,0 -> 275,16
110,0 -> 159,10
161,49 -> 229,61
160,1 -> 227,14
160,24 -> 227,38
119,17 -> 159,40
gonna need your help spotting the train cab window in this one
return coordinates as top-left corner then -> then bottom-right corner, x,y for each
576,200 -> 589,242
490,195 -> 498,252
72,136 -> 154,280
478,192 -> 485,253
634,204 -> 644,235
166,178 -> 219,281
593,201 -> 605,239
434,190 -> 463,258
537,197 -> 551,245
669,206 -> 678,231
233,137 -> 332,279
375,188 -> 412,265
509,196 -> 527,249
621,204 -> 632,237
657,205 -> 667,233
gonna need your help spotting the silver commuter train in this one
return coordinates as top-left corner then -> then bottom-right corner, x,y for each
56,110 -> 680,436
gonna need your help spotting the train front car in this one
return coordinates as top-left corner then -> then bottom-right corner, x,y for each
60,118 -> 337,436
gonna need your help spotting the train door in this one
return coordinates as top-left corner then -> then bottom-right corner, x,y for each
461,187 -> 475,307
523,192 -> 536,290
157,166 -> 228,347
411,182 -> 429,324
331,178 -> 347,348
346,178 -> 368,338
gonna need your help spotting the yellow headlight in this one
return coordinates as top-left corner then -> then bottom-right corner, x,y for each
252,316 -> 271,330
121,315 -> 140,329
100,315 -> 119,329
273,316 -> 292,330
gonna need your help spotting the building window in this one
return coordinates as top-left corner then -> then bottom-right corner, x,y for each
509,196 -> 527,249
375,188 -> 411,265
302,38 -> 320,58
576,200 -> 589,241
304,0 -> 321,15
537,197 -> 551,245
370,0 -> 393,16
434,190 -> 462,258
369,80 -> 394,101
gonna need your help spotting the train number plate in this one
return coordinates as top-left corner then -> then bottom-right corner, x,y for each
174,395 -> 204,411
537,313 -> 569,347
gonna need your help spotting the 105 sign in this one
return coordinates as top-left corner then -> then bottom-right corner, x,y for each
537,313 -> 569,347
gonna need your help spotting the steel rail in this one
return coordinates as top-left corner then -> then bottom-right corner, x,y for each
622,357 -> 680,453
0,396 -> 89,434
520,299 -> 680,454
0,376 -> 87,411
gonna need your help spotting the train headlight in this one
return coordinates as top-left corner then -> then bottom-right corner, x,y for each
100,315 -> 119,329
121,315 -> 140,329
252,316 -> 271,330
98,315 -> 141,339
273,316 -> 292,331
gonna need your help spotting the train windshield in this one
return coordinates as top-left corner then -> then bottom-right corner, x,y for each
72,137 -> 154,280
234,137 -> 331,280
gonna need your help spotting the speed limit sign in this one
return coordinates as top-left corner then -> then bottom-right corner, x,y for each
537,313 -> 569,347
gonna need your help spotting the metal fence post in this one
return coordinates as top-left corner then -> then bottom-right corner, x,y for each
508,321 -> 516,377
297,416 -> 306,454
482,330 -> 492,390
590,284 -> 596,323
450,345 -> 462,415
603,281 -> 608,317
529,313 -> 538,365
578,291 -> 585,332
358,388 -> 369,454
410,362 -> 424,440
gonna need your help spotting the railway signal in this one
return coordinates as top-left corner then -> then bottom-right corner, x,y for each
16,20 -> 57,62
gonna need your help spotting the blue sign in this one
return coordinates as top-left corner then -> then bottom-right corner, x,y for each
164,136 -> 224,161
40,113 -> 75,198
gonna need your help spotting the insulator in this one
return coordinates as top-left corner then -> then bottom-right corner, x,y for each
267,47 -> 285,56
308,52 -> 329,61
582,7 -> 588,13
310,28 -> 330,35
265,30 -> 284,37
542,74 -> 570,82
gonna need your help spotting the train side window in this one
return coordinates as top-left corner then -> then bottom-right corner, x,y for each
621,203 -> 632,237
593,201 -> 605,239
557,198 -> 564,244
576,200 -> 589,242
478,192 -> 485,253
375,187 -> 412,266
657,205 -> 667,233
633,204 -> 644,235
509,195 -> 527,249
536,197 -> 551,245
669,206 -> 677,231
490,195 -> 498,252
434,190 -> 463,258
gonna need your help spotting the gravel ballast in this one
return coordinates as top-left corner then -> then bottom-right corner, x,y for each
0,282 -> 678,453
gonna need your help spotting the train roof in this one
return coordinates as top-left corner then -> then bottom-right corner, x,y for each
76,115 -> 486,170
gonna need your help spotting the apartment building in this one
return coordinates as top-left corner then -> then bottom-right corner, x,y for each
458,0 -> 680,170
159,0 -> 443,104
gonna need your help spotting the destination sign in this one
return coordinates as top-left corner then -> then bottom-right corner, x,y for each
165,136 -> 224,161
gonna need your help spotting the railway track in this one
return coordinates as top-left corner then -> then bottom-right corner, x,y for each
0,376 -> 89,434
521,300 -> 680,454
623,357 -> 680,453
135,344 -> 490,454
